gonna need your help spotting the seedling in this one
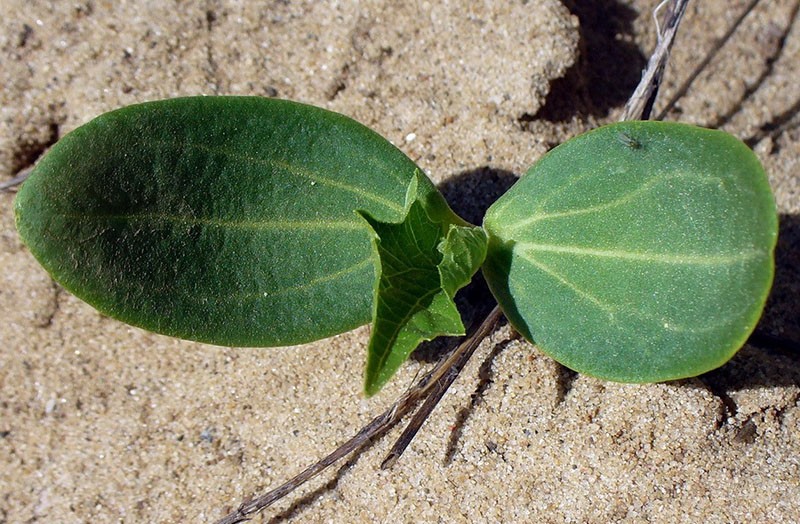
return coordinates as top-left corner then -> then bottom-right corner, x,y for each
14,96 -> 777,396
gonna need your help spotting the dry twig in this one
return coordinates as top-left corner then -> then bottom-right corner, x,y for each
622,0 -> 690,121
215,309 -> 503,524
0,167 -> 33,192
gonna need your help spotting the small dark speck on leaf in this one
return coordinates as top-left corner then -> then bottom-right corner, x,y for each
617,132 -> 642,149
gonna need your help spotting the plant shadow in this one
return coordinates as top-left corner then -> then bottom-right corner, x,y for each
524,0 -> 647,123
703,1 -> 799,129
438,166 -> 519,227
757,214 -> 800,345
410,166 -> 518,363
696,213 -> 800,396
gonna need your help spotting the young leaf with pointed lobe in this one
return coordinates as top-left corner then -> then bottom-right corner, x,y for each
360,175 -> 487,396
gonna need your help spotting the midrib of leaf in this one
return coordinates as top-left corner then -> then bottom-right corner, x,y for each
57,211 -> 365,232
369,250 -> 441,344
518,242 -> 764,265
187,256 -> 374,304
504,171 -> 729,233
148,138 -> 405,214
370,275 -> 439,333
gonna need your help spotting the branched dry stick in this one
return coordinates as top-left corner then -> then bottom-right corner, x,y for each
622,0 -> 690,121
380,306 -> 507,470
215,307 -> 504,524
214,1 -> 692,522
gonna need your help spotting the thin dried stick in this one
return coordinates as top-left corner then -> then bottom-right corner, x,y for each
380,306 -> 503,469
622,0 -> 691,121
214,307 -> 504,524
0,167 -> 33,192
657,0 -> 762,120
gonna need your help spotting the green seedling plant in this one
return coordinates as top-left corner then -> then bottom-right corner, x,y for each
15,96 -> 777,397
8,3 -> 782,521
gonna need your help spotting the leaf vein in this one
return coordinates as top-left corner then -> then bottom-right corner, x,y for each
373,287 -> 441,374
59,212 -> 365,232
508,172 -> 727,232
155,138 -> 405,214
518,243 -> 762,265
519,254 -> 616,315
221,256 -> 374,303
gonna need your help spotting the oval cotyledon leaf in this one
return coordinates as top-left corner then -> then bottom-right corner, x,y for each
14,96 -> 462,348
483,121 -> 777,382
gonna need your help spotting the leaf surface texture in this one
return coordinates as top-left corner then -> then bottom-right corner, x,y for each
483,121 -> 777,382
15,97 -> 457,347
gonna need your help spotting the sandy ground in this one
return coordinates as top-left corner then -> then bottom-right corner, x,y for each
1,1 -> 799,522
